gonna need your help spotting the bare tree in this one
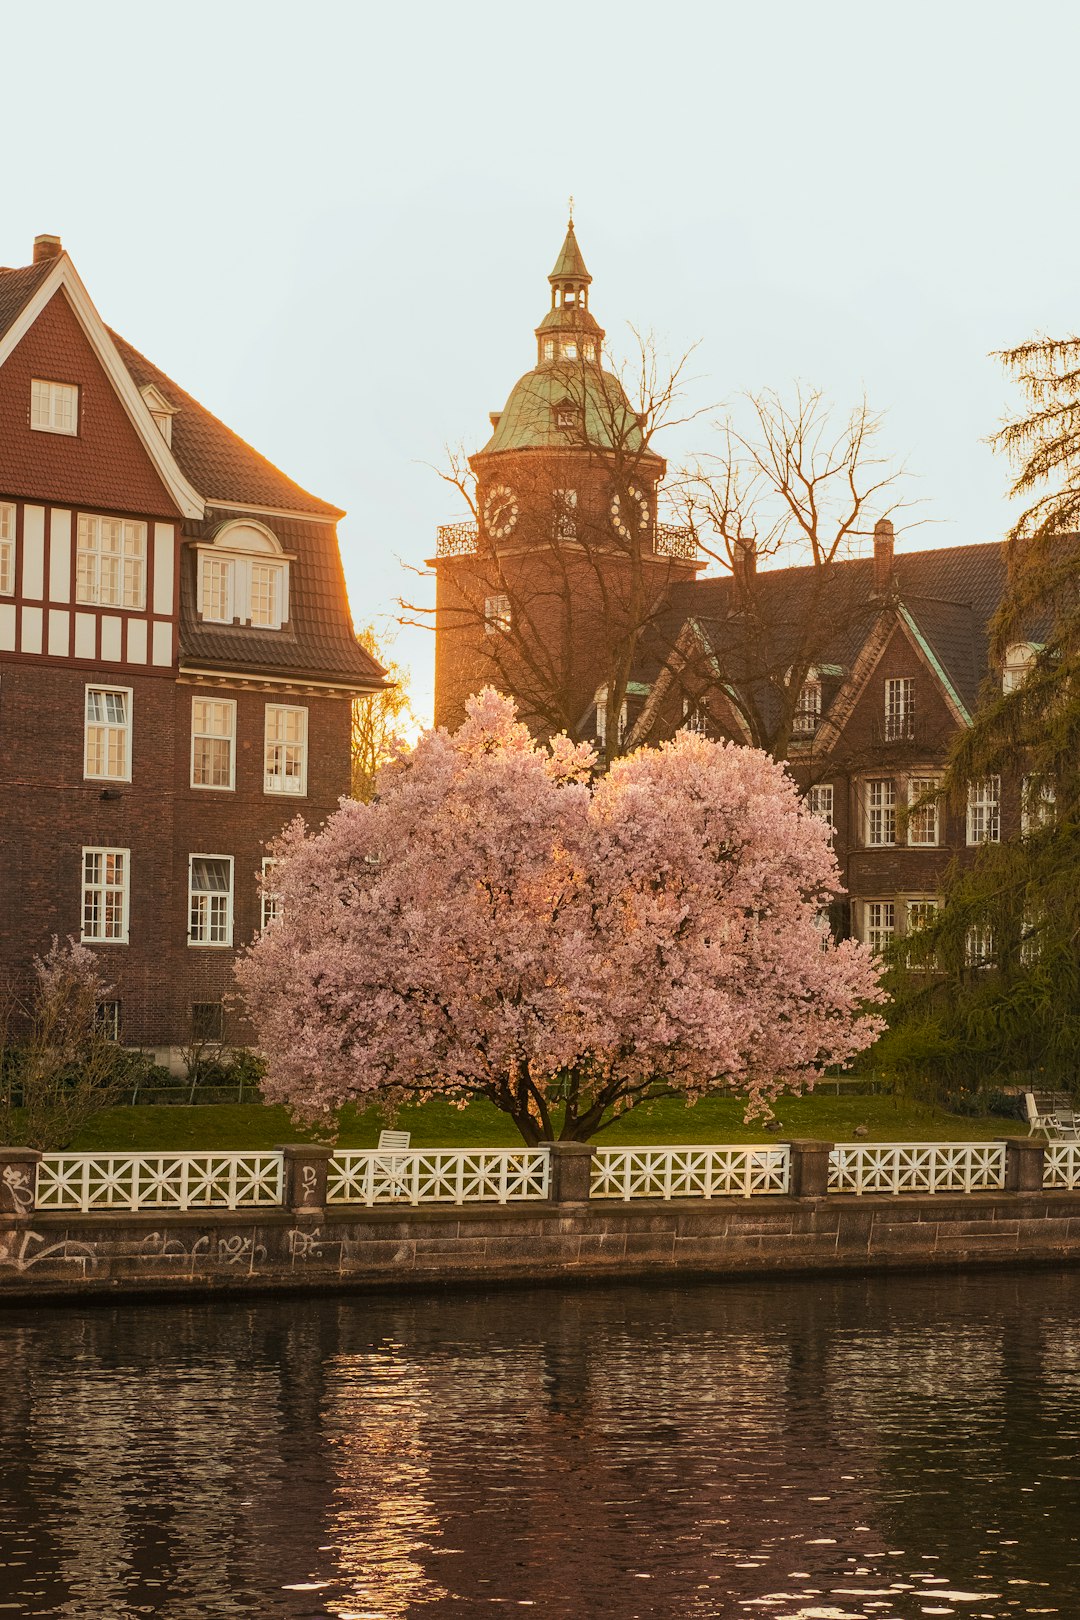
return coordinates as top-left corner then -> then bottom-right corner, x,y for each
673,387 -> 916,762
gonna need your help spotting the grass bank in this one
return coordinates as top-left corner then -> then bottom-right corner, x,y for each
68,1092 -> 1026,1152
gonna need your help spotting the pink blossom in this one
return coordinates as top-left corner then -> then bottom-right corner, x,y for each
238,691 -> 884,1141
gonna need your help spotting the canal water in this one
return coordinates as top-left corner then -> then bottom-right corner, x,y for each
0,1270 -> 1078,1618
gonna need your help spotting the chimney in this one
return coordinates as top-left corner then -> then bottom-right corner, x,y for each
732,536 -> 757,586
33,234 -> 63,265
873,517 -> 895,592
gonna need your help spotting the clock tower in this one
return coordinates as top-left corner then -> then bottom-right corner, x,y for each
432,217 -> 701,744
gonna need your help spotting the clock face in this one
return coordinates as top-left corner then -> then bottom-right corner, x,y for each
610,483 -> 650,542
483,483 -> 519,540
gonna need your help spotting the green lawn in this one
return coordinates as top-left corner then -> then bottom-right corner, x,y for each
68,1091 -> 1027,1152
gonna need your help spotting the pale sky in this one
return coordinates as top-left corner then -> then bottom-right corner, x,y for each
4,0 -> 1077,722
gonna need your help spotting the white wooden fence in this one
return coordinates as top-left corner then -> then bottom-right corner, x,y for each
1044,1143 -> 1080,1190
35,1152 -> 284,1212
326,1148 -> 550,1206
829,1142 -> 1007,1196
591,1146 -> 790,1201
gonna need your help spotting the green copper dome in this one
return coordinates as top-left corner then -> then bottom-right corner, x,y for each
481,364 -> 643,455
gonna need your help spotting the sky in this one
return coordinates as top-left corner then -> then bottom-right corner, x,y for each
4,0 -> 1078,723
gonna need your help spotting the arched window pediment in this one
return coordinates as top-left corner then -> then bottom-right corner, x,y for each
197,520 -> 290,630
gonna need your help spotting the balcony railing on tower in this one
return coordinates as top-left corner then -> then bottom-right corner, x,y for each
436,517 -> 697,563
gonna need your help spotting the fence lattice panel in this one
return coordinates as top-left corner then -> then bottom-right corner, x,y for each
36,1153 -> 284,1212
829,1142 -> 1006,1196
590,1146 -> 790,1201
327,1149 -> 550,1206
1044,1143 -> 1080,1189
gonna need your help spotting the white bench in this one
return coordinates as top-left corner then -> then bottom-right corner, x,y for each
1024,1093 -> 1080,1141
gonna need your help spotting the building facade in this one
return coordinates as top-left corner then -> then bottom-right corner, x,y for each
0,235 -> 384,1061
433,222 -> 1026,956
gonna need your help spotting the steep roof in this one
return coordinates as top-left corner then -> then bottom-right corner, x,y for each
646,541 -> 1008,733
549,220 -> 592,285
110,331 -> 343,519
0,261 -> 52,339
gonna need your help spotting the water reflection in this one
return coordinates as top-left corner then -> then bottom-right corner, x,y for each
0,1271 -> 1078,1616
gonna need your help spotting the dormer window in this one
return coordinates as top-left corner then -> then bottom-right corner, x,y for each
139,384 -> 176,447
197,520 -> 289,630
792,677 -> 822,737
555,401 -> 577,430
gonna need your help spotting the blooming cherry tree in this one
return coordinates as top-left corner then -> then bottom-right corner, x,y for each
238,690 -> 884,1142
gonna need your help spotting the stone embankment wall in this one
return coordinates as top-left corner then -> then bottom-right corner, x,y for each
3,1138 -> 1080,1302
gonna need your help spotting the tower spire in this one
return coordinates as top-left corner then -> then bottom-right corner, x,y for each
536,212 -> 601,367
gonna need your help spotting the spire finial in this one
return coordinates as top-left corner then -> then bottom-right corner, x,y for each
568,193 -> 574,227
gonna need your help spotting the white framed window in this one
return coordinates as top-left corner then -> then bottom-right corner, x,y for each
196,521 -> 289,630
76,514 -> 147,610
808,783 -> 834,825
264,704 -> 308,795
966,777 -> 1000,845
81,848 -> 129,943
553,487 -> 578,539
1003,642 -> 1039,693
906,899 -> 940,968
484,593 -> 512,635
884,677 -> 915,741
84,686 -> 131,781
906,777 -> 940,847
865,779 -> 896,846
682,697 -> 709,736
260,857 -> 281,932
595,692 -> 627,750
865,901 -> 895,955
792,678 -> 822,737
1020,910 -> 1041,966
31,378 -> 78,436
1021,775 -> 1055,836
0,502 -> 14,595
543,338 -> 555,361
965,923 -> 995,969
191,697 -> 236,790
188,855 -> 234,947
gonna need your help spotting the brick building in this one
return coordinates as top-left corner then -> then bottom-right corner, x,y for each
0,234 -> 384,1062
433,222 -> 1029,955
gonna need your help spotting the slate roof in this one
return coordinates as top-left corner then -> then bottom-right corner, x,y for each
648,541 -> 1008,729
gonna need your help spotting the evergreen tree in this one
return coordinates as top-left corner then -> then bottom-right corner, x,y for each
878,336 -> 1080,1091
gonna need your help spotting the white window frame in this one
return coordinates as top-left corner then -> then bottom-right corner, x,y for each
260,857 -> 281,932
84,685 -> 132,783
966,777 -> 1001,845
906,776 -> 940,847
81,847 -> 130,944
1003,642 -> 1040,693
190,697 -> 236,791
31,378 -> 78,436
884,677 -> 915,741
263,703 -> 308,796
864,900 -> 895,955
682,697 -> 709,736
792,678 -> 822,737
965,922 -> 995,969
188,855 -> 234,948
484,594 -> 512,635
0,501 -> 14,596
196,523 -> 290,630
76,514 -> 147,610
865,779 -> 897,846
807,783 -> 834,826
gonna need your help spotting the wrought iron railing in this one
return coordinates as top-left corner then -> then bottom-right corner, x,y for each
36,1153 -> 284,1212
436,521 -> 480,557
327,1148 -> 550,1206
654,522 -> 696,562
591,1145 -> 790,1201
829,1142 -> 1007,1196
1043,1143 -> 1080,1189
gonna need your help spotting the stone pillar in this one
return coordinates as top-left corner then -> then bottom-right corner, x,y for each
787,1140 -> 834,1199
547,1142 -> 596,1206
277,1145 -> 335,1213
0,1149 -> 42,1217
1003,1136 -> 1046,1193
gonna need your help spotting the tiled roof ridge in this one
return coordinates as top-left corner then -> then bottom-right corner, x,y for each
107,326 -> 344,519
